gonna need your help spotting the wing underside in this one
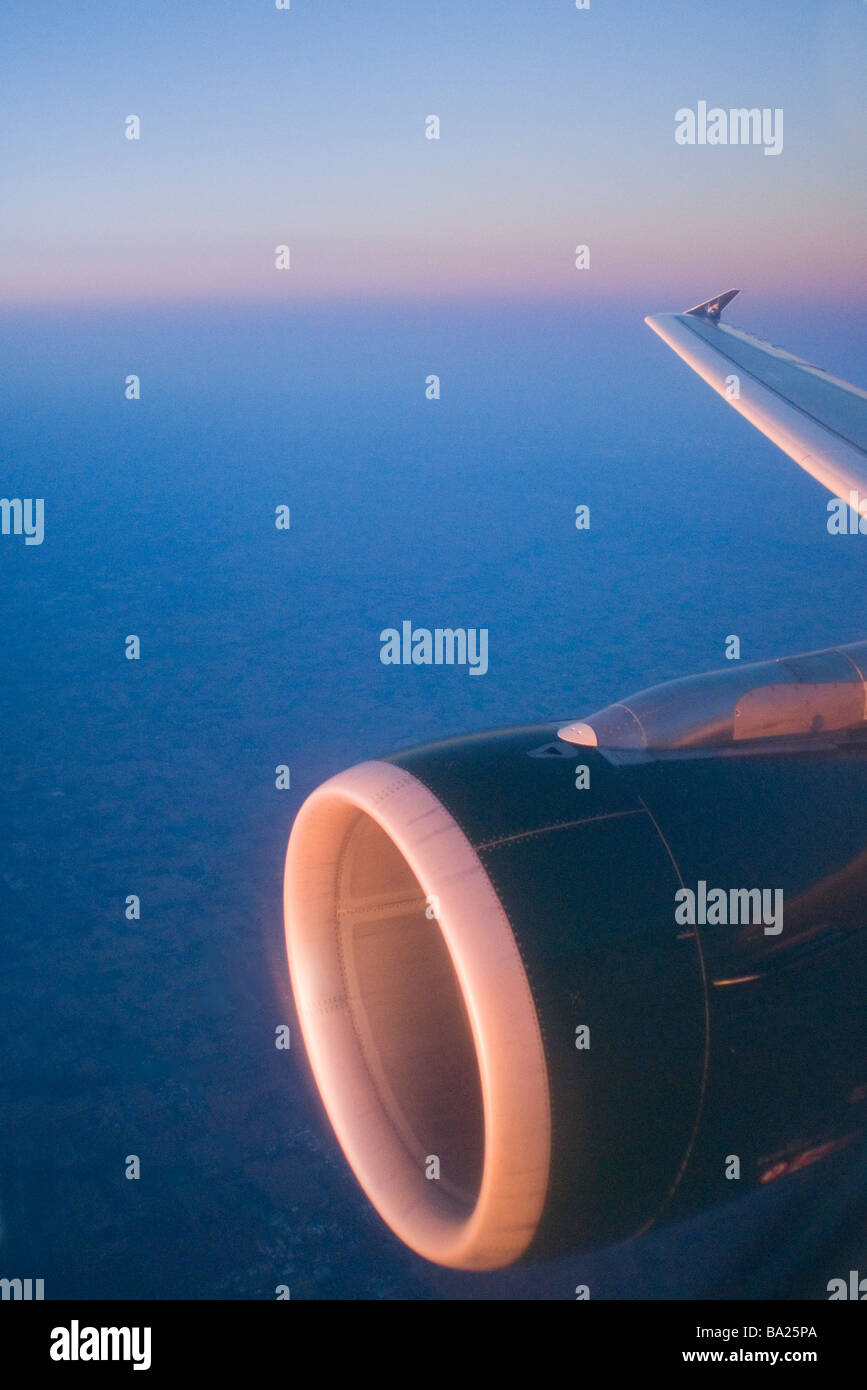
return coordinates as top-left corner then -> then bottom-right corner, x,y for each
646,292 -> 867,501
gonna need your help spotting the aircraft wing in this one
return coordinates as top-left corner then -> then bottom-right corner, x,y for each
646,291 -> 867,502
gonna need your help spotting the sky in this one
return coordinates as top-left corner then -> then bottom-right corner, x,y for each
1,0 -> 865,307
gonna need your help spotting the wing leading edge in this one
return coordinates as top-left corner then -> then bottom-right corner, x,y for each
646,293 -> 867,503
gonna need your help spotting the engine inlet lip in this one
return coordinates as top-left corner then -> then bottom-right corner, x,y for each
283,759 -> 552,1270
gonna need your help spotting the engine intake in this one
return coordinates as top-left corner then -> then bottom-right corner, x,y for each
284,720 -> 867,1269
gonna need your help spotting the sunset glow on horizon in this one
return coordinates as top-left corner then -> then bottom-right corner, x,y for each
3,0 -> 865,310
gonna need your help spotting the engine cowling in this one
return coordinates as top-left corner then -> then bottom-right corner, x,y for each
284,708 -> 867,1270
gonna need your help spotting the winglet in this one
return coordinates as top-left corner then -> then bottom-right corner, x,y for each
684,289 -> 740,321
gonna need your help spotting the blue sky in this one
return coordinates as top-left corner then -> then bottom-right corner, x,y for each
2,0 -> 865,305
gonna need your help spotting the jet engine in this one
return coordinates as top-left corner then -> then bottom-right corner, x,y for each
283,641 -> 867,1269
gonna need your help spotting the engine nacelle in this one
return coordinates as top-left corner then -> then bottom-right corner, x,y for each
284,672 -> 867,1269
